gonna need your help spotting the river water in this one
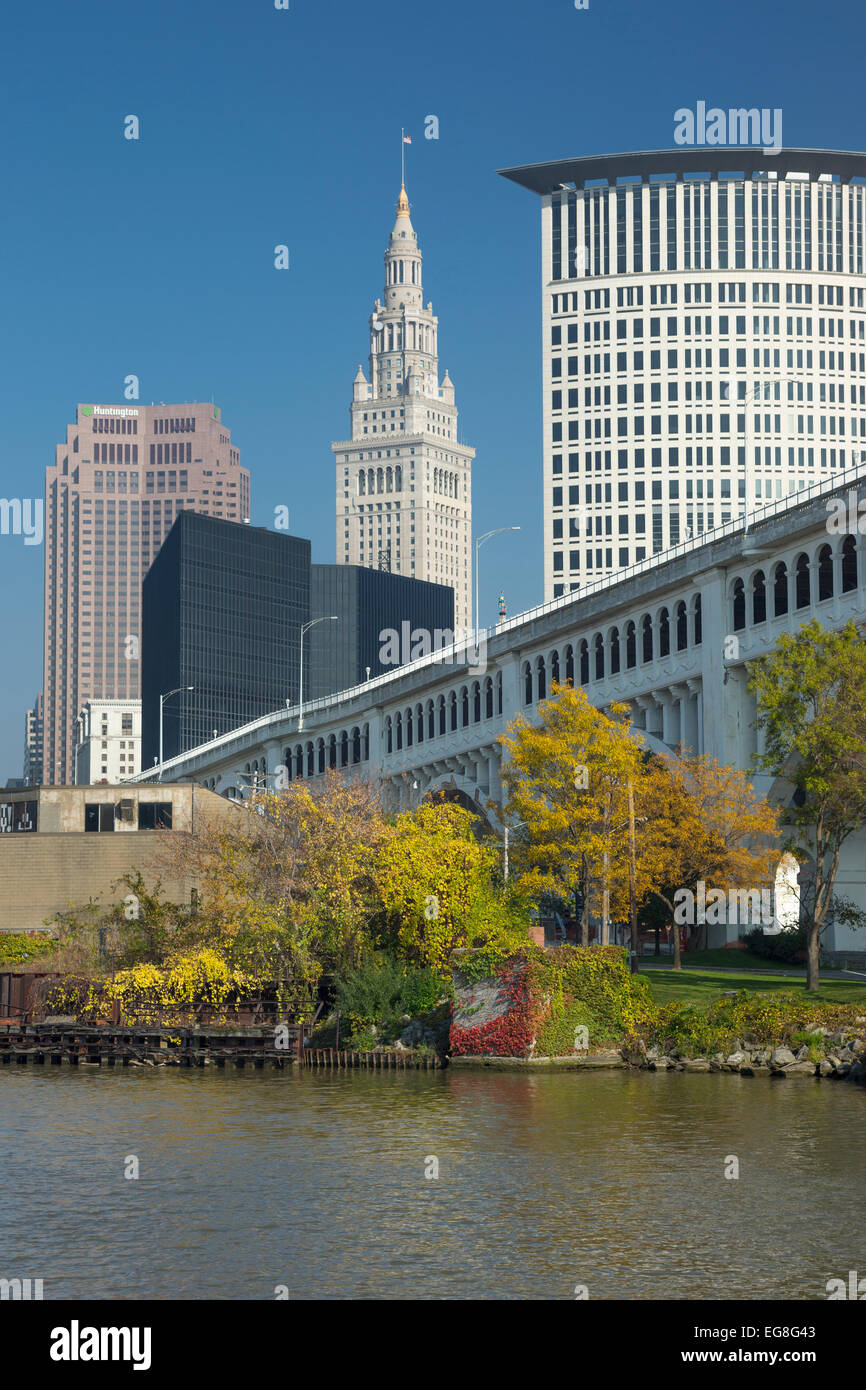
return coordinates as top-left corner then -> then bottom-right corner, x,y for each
0,1066 -> 862,1300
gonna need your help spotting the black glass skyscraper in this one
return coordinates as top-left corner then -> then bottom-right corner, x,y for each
142,513 -> 310,767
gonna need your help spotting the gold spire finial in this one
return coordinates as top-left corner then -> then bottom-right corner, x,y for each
397,182 -> 410,215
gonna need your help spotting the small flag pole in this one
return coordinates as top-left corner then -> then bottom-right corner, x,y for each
401,127 -> 405,186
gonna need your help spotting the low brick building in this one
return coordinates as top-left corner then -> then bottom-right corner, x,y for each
0,784 -> 244,932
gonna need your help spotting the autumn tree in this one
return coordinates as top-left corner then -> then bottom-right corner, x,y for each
499,685 -> 647,960
154,772 -> 392,1012
749,618 -> 866,990
374,800 -> 527,972
634,755 -> 781,969
499,686 -> 780,971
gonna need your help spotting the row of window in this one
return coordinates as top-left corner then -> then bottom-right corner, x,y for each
84,801 -> 172,831
551,446 -> 848,479
92,471 -> 191,492
91,416 -> 138,434
553,415 -> 861,444
358,465 -> 403,495
583,283 -> 859,310
552,348 -> 866,377
152,417 -> 196,434
93,444 -> 139,463
554,379 -> 857,408
554,315 -> 866,345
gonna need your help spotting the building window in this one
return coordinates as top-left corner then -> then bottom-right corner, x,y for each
84,803 -> 115,832
138,802 -> 173,830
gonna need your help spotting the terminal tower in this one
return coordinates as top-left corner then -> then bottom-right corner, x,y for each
332,184 -> 474,631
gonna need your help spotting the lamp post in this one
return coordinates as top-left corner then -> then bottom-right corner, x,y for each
298,617 -> 338,733
158,686 -> 194,782
474,527 -> 520,641
501,819 -> 530,882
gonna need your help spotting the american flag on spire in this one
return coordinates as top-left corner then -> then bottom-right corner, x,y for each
403,135 -> 412,144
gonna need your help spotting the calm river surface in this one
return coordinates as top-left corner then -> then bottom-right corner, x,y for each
1,1067 -> 863,1299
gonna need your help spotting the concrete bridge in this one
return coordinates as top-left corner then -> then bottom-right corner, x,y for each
134,464 -> 866,951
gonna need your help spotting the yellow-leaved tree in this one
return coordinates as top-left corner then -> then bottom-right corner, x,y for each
499,685 -> 647,957
499,686 -> 781,969
374,800 -> 527,972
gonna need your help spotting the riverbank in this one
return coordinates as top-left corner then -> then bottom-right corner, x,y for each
451,1040 -> 866,1080
449,945 -> 866,1080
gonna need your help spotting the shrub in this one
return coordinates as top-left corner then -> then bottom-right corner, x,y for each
0,933 -> 56,967
653,990 -> 865,1057
529,944 -> 658,1046
744,926 -> 806,963
452,944 -> 659,1057
535,999 -> 602,1056
334,950 -> 450,1039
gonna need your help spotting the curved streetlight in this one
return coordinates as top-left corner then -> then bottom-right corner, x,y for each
475,527 -> 520,640
298,617 -> 338,732
159,686 -> 194,782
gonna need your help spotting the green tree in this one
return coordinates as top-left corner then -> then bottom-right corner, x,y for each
749,619 -> 866,989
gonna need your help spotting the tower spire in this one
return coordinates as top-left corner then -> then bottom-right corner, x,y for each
401,126 -> 410,188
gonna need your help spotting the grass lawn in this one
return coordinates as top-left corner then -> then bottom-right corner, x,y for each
643,968 -> 866,1009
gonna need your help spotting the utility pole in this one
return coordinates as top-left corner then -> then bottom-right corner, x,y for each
628,780 -> 639,973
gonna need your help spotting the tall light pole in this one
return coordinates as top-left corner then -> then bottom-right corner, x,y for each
502,819 -> 527,882
298,617 -> 338,733
159,686 -> 194,782
475,527 -> 520,641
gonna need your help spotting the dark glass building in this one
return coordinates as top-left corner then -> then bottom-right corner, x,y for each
142,514 -> 453,768
142,513 -> 310,767
308,564 -> 455,700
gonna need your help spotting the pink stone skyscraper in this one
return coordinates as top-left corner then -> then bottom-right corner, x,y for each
43,401 -> 250,784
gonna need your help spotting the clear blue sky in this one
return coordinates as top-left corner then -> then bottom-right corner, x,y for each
1,0 -> 863,777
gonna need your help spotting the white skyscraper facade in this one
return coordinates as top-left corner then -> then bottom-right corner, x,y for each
500,149 -> 866,602
333,185 -> 474,630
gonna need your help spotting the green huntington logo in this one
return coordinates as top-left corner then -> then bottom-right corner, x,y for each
80,405 -> 93,417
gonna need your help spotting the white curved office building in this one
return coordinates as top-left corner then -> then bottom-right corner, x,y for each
499,149 -> 866,601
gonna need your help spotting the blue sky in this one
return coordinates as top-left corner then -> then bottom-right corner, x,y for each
1,0 -> 863,777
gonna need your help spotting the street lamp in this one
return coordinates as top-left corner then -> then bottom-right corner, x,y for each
298,617 -> 338,732
474,527 -> 520,641
158,686 -> 194,782
500,817 -> 528,884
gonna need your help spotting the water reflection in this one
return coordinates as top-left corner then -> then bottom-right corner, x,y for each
0,1068 -> 862,1299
